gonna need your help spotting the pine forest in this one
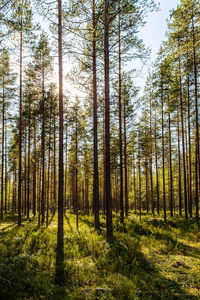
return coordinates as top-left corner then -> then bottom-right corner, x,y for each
0,0 -> 200,299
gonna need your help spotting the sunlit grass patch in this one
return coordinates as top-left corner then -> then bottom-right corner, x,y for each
0,211 -> 199,299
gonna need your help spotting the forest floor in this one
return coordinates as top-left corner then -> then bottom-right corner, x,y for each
0,211 -> 199,300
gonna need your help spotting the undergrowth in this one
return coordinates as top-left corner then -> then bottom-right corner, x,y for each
0,211 -> 199,299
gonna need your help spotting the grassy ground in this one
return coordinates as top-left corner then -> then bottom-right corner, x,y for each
0,211 -> 199,299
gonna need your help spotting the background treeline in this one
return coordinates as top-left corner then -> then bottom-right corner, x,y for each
0,0 -> 199,240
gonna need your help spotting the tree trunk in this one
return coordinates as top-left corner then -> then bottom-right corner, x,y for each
27,99 -> 31,218
5,122 -> 7,214
24,129 -> 27,216
75,112 -> 78,230
47,108 -> 52,227
41,57 -> 45,224
161,83 -> 166,223
149,97 -> 154,216
187,73 -> 192,218
33,119 -> 37,216
118,2 -> 124,224
92,0 -> 100,230
155,114 -> 160,215
18,27 -> 22,226
104,0 -> 113,243
178,43 -> 188,219
55,0 -> 64,285
123,95 -> 128,217
1,82 -> 5,220
168,102 -> 173,217
138,143 -> 141,222
177,106 -> 182,216
192,14 -> 199,220
54,113 -> 57,215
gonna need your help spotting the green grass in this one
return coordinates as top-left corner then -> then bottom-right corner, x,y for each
0,211 -> 199,299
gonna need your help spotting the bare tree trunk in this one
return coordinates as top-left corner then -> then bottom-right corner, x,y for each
192,14 -> 199,220
5,122 -> 7,214
55,0 -> 64,285
104,0 -> 113,243
75,112 -> 78,230
178,43 -> 188,219
138,142 -> 141,222
1,82 -> 5,220
118,2 -> 124,224
47,108 -> 52,227
92,0 -> 100,230
177,106 -> 182,216
18,27 -> 23,226
168,103 -> 173,217
124,96 -> 128,217
41,57 -> 45,224
145,160 -> 149,213
33,119 -> 37,216
54,114 -> 57,215
24,129 -> 27,216
27,99 -> 31,218
161,84 -> 166,223
149,97 -> 154,216
155,114 -> 160,215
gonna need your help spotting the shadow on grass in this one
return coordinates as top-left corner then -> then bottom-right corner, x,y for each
96,235 -> 198,299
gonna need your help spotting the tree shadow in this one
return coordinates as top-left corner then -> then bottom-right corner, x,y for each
96,236 -> 198,299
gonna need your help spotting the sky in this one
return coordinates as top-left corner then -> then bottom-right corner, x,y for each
133,0 -> 180,93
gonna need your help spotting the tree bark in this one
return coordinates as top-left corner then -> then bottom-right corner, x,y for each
18,26 -> 22,226
192,14 -> 199,220
154,114 -> 160,215
55,0 -> 64,285
178,43 -> 188,219
177,106 -> 182,216
168,102 -> 173,217
161,82 -> 166,223
92,0 -> 100,230
1,81 -> 5,220
149,97 -> 154,216
104,0 -> 113,243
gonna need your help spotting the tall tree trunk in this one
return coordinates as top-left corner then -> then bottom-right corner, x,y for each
92,0 -> 100,230
168,102 -> 173,217
64,122 -> 68,211
118,2 -> 124,224
161,83 -> 166,223
33,119 -> 37,216
47,108 -> 52,227
84,139 -> 89,213
187,73 -> 192,218
138,143 -> 141,222
54,113 -> 57,215
133,151 -> 137,213
192,14 -> 199,220
149,97 -> 154,216
177,106 -> 182,216
155,114 -> 160,215
124,96 -> 128,217
178,43 -> 188,219
24,129 -> 27,216
55,0 -> 64,284
75,112 -> 78,230
145,160 -> 149,213
1,82 -> 5,220
27,100 -> 31,218
5,122 -> 7,214
41,58 -> 45,224
18,27 -> 22,226
104,0 -> 113,243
